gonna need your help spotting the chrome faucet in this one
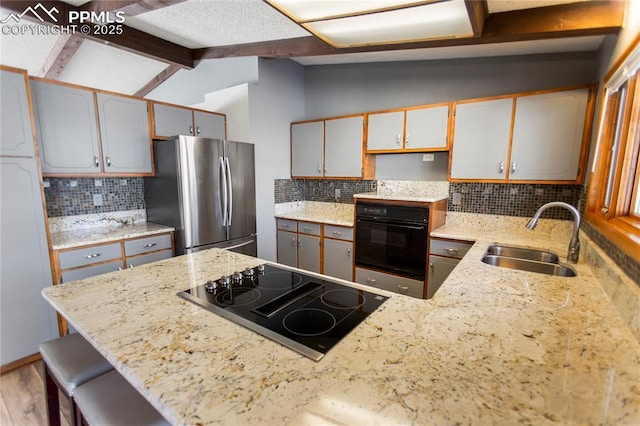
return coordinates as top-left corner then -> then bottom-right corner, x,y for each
526,202 -> 581,263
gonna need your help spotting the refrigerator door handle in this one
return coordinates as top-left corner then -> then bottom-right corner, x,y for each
225,156 -> 233,226
219,156 -> 228,227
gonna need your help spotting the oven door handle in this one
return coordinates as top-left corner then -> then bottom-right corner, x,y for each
356,218 -> 426,230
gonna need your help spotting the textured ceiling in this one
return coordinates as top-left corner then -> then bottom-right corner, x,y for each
124,0 -> 310,49
0,13 -> 59,76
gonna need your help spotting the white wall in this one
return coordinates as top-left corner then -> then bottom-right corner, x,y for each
248,58 -> 305,261
147,57 -> 259,106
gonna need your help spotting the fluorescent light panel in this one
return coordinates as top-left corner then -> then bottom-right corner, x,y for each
268,0 -> 473,48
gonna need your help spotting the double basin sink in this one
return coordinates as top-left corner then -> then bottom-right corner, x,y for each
481,244 -> 577,277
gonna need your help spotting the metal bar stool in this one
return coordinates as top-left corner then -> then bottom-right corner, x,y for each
39,333 -> 114,426
74,370 -> 170,425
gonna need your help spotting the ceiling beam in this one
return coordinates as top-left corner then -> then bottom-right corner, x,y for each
80,0 -> 188,17
37,34 -> 84,79
464,0 -> 487,38
0,0 -> 194,68
134,64 -> 181,97
196,0 -> 624,60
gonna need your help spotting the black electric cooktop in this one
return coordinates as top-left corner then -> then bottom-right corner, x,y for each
178,264 -> 388,361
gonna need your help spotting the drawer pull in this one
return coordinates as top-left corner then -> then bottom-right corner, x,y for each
398,285 -> 409,293
85,253 -> 101,259
445,248 -> 459,254
143,243 -> 157,248
303,227 -> 312,232
366,278 -> 377,284
333,231 -> 342,236
281,224 -> 290,229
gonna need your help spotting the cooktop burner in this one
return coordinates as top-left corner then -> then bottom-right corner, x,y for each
178,264 -> 388,361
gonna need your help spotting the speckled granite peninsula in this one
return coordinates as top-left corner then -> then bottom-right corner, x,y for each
42,220 -> 640,425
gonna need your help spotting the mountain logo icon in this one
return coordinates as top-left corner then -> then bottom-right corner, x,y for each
0,3 -> 59,24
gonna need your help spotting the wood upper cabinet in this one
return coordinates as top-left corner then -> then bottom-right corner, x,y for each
510,88 -> 590,181
450,85 -> 594,183
152,103 -> 226,140
31,80 -> 102,174
450,97 -> 513,180
366,103 -> 450,153
291,115 -> 371,179
96,93 -> 152,174
1,69 -> 35,157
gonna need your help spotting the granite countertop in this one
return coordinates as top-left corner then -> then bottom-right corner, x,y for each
49,222 -> 175,250
275,201 -> 354,227
42,217 -> 640,425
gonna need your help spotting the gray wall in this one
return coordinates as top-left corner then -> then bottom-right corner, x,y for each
250,58 -> 305,261
304,52 -> 598,119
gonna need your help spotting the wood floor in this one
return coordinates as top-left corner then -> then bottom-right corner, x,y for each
0,361 -> 70,426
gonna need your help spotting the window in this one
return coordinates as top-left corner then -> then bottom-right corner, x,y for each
586,35 -> 640,262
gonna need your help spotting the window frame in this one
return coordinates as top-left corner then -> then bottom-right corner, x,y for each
585,34 -> 640,264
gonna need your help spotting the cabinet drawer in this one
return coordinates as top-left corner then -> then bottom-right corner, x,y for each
124,234 -> 172,256
355,268 -> 423,299
126,249 -> 172,268
429,238 -> 473,259
298,221 -> 321,236
324,225 -> 353,241
277,219 -> 297,232
61,260 -> 123,283
58,242 -> 122,269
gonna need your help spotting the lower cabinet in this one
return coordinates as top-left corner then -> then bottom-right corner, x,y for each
426,237 -> 473,298
276,219 -> 353,279
355,267 -> 423,298
52,232 -> 173,335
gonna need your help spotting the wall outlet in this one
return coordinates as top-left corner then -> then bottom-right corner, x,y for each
93,194 -> 103,206
422,153 -> 435,162
94,179 -> 103,187
43,180 -> 50,188
452,192 -> 462,206
69,180 -> 77,188
335,188 -> 341,199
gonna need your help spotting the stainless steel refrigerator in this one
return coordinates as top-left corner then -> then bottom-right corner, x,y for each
144,135 -> 257,256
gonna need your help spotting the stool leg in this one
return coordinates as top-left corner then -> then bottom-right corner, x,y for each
43,363 -> 61,426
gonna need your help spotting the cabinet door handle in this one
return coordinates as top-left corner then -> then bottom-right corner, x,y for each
511,162 -> 517,173
143,243 -> 157,248
291,237 -> 296,246
106,156 -> 111,167
297,238 -> 301,247
189,125 -> 194,135
499,162 -> 504,173
405,134 -> 409,146
85,253 -> 101,259
396,134 -> 401,145
317,165 -> 322,173
118,266 -> 123,271
430,262 -> 434,269
94,156 -> 99,167
196,126 -> 201,135
347,248 -> 352,257
129,264 -> 134,269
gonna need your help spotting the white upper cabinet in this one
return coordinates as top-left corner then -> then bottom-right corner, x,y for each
450,98 -> 514,180
153,103 -> 227,140
31,80 -> 102,174
405,105 -> 449,150
1,69 -> 34,157
153,103 -> 193,138
325,116 -> 364,177
366,104 -> 450,152
96,93 -> 152,174
193,110 -> 226,140
367,111 -> 404,151
291,121 -> 324,177
510,88 -> 589,181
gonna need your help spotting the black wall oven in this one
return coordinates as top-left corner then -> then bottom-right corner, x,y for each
354,202 -> 429,280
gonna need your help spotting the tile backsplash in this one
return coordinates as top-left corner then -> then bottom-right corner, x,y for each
275,179 -> 376,204
44,178 -> 145,218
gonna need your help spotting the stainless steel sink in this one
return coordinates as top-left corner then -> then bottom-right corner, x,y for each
481,254 -> 577,277
486,244 -> 559,264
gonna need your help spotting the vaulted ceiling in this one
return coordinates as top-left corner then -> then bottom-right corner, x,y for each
0,0 -> 626,97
